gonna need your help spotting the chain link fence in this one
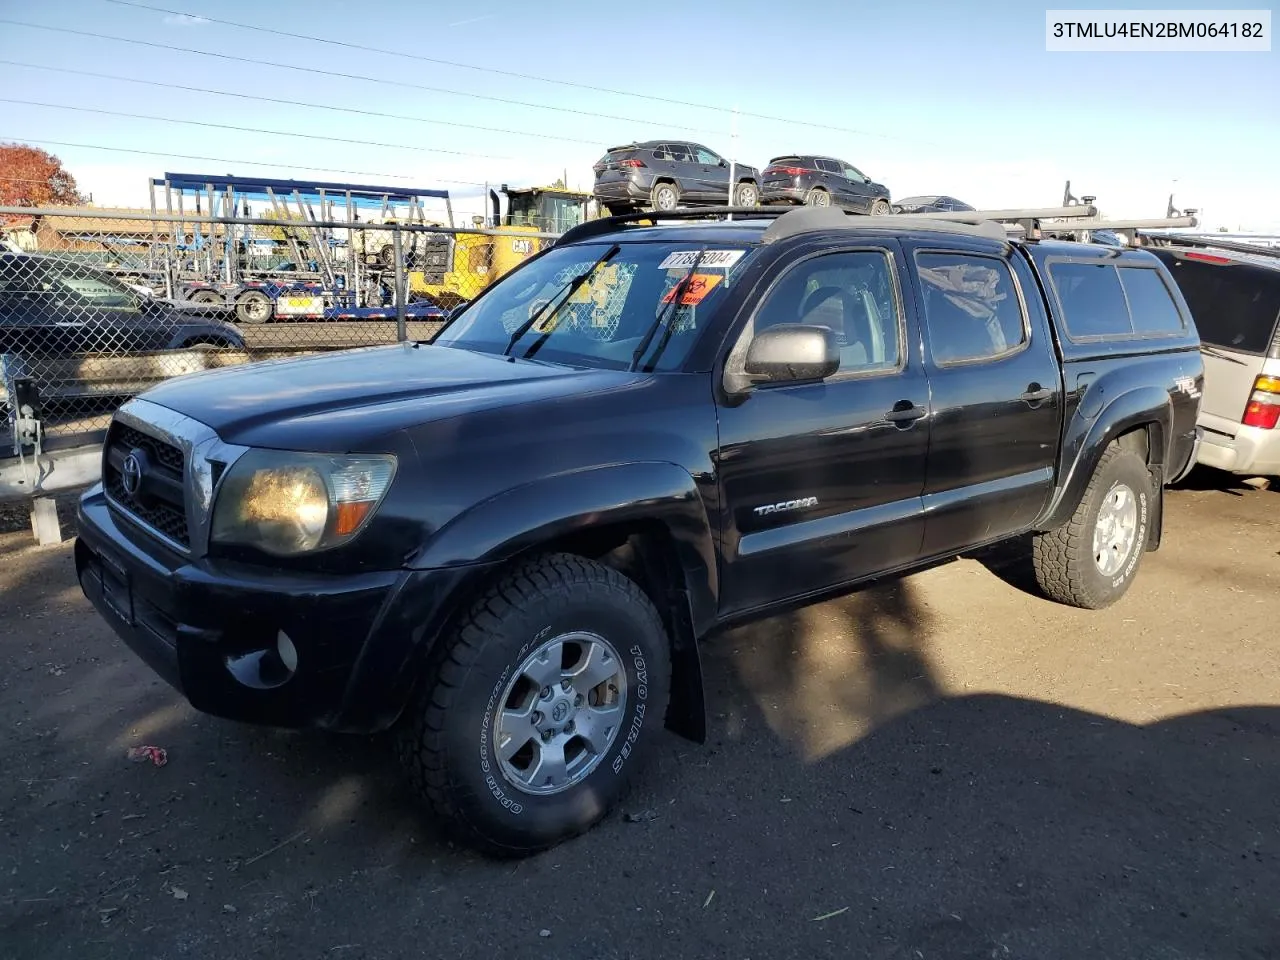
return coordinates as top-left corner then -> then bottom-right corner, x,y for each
1,207 -> 562,472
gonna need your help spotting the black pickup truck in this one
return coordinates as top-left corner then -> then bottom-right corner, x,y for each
74,206 -> 1204,856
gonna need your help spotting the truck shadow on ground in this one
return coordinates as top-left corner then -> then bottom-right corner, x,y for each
3,553 -> 1278,960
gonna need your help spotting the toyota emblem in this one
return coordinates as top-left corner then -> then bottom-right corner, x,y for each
121,452 -> 143,498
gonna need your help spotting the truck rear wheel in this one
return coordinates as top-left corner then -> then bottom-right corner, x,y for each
234,290 -> 272,325
1032,444 -> 1152,609
394,553 -> 671,857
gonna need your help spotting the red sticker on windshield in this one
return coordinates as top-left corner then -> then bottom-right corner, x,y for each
661,273 -> 722,305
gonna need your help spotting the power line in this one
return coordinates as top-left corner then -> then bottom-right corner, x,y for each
0,98 -> 511,161
0,136 -> 463,182
108,0 -> 914,144
0,60 -> 605,148
0,19 -> 713,137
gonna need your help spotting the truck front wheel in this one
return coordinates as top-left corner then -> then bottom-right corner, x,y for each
1032,444 -> 1153,609
394,553 -> 671,857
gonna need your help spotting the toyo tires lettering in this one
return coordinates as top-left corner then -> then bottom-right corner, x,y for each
612,645 -> 649,774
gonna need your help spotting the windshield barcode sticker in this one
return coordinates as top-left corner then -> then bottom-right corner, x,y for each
658,249 -> 745,270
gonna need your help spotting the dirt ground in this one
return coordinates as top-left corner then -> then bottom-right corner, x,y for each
0,470 -> 1277,960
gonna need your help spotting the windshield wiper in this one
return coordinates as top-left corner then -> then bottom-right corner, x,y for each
502,244 -> 621,358
630,245 -> 709,372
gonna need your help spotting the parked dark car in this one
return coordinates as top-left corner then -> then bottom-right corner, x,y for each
592,140 -> 760,213
0,253 -> 245,354
75,205 -> 1202,858
760,155 -> 892,214
892,195 -> 975,214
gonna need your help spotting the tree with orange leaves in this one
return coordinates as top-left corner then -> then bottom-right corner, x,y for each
0,142 -> 85,210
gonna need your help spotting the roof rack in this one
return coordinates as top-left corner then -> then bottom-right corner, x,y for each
758,206 -> 1011,243
1140,232 -> 1280,261
556,206 -> 781,245
554,199 -> 1192,249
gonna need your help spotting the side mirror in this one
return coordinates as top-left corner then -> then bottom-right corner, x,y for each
446,302 -> 468,323
743,323 -> 840,384
719,159 -> 728,168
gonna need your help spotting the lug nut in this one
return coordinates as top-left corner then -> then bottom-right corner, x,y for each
560,679 -> 572,691
574,694 -> 584,707
541,730 -> 553,742
531,711 -> 543,725
541,686 -> 552,699
565,720 -> 575,733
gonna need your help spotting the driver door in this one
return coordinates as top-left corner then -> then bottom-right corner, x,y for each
714,241 -> 931,617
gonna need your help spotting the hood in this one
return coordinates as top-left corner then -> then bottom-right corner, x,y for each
138,341 -> 646,450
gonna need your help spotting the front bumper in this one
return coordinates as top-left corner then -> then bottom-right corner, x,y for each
75,485 -> 485,733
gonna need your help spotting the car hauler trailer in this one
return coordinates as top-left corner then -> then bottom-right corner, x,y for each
146,173 -> 455,323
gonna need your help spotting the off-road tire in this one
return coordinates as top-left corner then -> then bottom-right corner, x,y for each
734,180 -> 759,207
394,553 -> 671,858
650,181 -> 680,211
1032,444 -> 1153,609
870,199 -> 892,216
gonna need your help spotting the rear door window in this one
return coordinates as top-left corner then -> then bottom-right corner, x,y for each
916,252 -> 1027,364
1163,257 -> 1280,354
815,159 -> 841,174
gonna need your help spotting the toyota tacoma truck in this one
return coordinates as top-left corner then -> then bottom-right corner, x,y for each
74,205 -> 1204,856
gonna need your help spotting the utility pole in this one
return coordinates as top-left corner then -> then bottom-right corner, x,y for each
726,104 -> 739,221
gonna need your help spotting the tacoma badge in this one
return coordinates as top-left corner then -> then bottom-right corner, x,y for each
753,496 -> 818,517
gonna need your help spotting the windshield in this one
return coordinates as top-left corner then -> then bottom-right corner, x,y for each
507,194 -> 588,233
435,240 -> 758,371
47,264 -> 140,310
0,259 -> 140,311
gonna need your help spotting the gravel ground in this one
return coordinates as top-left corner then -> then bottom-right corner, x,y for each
0,469 -> 1277,960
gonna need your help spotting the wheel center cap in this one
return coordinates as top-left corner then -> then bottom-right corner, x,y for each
550,698 -> 572,724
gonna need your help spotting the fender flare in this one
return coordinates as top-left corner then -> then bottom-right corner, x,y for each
1039,384 -> 1171,531
411,461 -> 719,636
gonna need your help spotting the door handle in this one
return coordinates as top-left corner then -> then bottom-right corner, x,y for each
884,401 -> 927,425
1020,385 -> 1053,403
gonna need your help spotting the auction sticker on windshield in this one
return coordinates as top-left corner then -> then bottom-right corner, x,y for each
658,249 -> 745,270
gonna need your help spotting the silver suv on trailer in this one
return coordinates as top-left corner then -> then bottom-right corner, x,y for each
1149,243 -> 1280,478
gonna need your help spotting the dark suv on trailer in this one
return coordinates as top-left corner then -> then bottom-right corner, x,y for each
592,140 -> 760,213
76,206 -> 1202,859
761,155 -> 892,214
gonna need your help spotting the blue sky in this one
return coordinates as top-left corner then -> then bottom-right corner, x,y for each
1,0 -> 1276,228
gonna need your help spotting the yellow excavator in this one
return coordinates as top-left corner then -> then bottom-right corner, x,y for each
407,184 -> 602,308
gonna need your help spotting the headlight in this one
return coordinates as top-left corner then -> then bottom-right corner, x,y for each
210,451 -> 396,556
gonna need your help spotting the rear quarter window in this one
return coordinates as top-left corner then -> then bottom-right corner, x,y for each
1048,260 -> 1187,340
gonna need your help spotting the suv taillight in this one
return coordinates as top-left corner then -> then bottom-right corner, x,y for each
1242,374 -> 1280,429
617,158 -> 646,168
765,166 -> 808,176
